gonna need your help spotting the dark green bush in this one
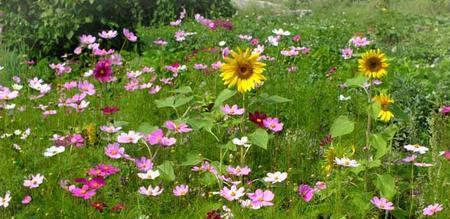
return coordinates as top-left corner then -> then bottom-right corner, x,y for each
0,0 -> 235,57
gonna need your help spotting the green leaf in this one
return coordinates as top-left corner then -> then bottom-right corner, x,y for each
137,122 -> 157,134
382,125 -> 398,141
181,153 -> 202,166
249,128 -> 269,149
213,89 -> 237,108
155,96 -> 175,108
187,117 -> 214,132
389,104 -> 409,121
170,86 -> 192,94
259,93 -> 292,104
157,161 -> 175,181
113,120 -> 129,127
173,96 -> 193,108
330,116 -> 355,137
371,102 -> 381,119
374,174 -> 396,200
345,75 -> 368,87
371,134 -> 387,159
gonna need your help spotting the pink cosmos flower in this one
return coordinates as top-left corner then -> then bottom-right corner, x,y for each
154,39 -> 168,46
100,125 -> 122,133
86,177 -> 106,190
263,117 -> 284,132
170,19 -> 182,26
101,106 -> 119,115
226,166 -> 251,176
292,34 -> 301,42
23,174 -> 44,189
70,134 -> 85,147
88,164 -> 120,177
370,197 -> 394,211
99,30 -> 117,39
145,129 -> 176,147
164,121 -> 192,133
63,81 -> 78,90
351,36 -> 371,47
298,184 -> 314,202
401,155 -> 417,163
341,48 -> 353,59
238,34 -> 252,41
79,34 -> 96,45
423,203 -> 443,216
220,185 -> 245,201
138,185 -> 164,196
74,46 -> 82,55
192,161 -> 218,175
93,48 -> 115,56
0,88 -> 19,100
78,80 -> 95,95
194,63 -> 208,70
123,28 -> 137,42
440,105 -> 450,116
222,47 -> 231,58
93,59 -> 113,82
105,143 -> 125,159
250,38 -> 259,46
117,131 -> 142,144
149,85 -> 161,94
21,195 -> 32,205
247,189 -> 274,208
221,104 -> 245,116
69,185 -> 96,199
135,157 -> 153,172
49,63 -> 72,76
173,185 -> 189,196
211,61 -> 223,70
315,181 -> 327,191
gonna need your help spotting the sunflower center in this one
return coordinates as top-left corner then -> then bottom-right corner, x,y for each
366,57 -> 382,72
237,62 -> 253,79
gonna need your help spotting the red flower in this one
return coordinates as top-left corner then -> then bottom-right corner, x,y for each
249,112 -> 267,127
102,106 -> 119,115
93,59 -> 113,82
112,203 -> 125,212
206,210 -> 222,219
319,134 -> 333,147
91,202 -> 107,212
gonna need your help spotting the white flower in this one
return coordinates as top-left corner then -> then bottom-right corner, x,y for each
137,169 -> 160,180
20,128 -> 31,139
5,104 -> 16,110
252,45 -> 265,55
404,144 -> 429,154
272,28 -> 291,36
267,35 -> 280,46
117,131 -> 142,144
339,95 -> 351,101
138,185 -> 164,196
43,146 -> 65,157
219,41 -> 226,46
0,191 -> 11,208
83,70 -> 93,77
14,130 -> 22,135
232,137 -> 251,148
12,84 -> 23,90
335,157 -> 359,167
0,66 -> 4,71
264,171 -> 287,184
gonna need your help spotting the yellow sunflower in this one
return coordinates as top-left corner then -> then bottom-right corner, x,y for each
373,92 -> 394,122
358,49 -> 388,79
220,48 -> 266,93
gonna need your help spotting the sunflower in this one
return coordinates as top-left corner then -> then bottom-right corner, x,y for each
373,92 -> 394,122
358,49 -> 388,79
220,48 -> 266,93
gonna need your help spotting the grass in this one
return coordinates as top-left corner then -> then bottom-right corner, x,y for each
1,1 -> 449,218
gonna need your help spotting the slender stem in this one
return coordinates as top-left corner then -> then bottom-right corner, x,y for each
409,164 -> 414,217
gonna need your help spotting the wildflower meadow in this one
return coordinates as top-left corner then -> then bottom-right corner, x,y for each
0,0 -> 449,218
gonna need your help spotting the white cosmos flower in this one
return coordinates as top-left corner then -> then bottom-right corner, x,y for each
232,137 -> 251,148
137,169 -> 160,180
12,84 -> 23,90
219,41 -> 226,46
43,146 -> 65,157
5,104 -> 16,110
0,191 -> 11,208
339,95 -> 351,101
404,144 -> 429,154
138,185 -> 164,196
335,157 -> 359,167
264,171 -> 288,184
272,28 -> 291,36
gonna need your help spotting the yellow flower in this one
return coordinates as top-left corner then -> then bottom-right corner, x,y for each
220,48 -> 266,93
373,92 -> 394,122
358,49 -> 388,79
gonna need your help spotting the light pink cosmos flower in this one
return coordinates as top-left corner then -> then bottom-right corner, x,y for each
264,171 -> 287,184
117,131 -> 142,144
314,181 -> 327,191
123,28 -> 137,42
194,63 -> 208,70
263,117 -> 284,132
238,34 -> 252,41
149,85 -> 161,94
221,104 -> 245,116
164,121 -> 192,133
0,191 -> 11,208
23,174 -> 44,189
170,19 -> 182,26
0,88 -> 19,100
105,143 -> 125,159
49,63 -> 72,76
79,34 -> 96,45
401,155 -> 417,163
93,48 -> 115,56
173,185 -> 189,196
63,81 -> 78,90
135,157 -> 153,172
99,30 -> 117,39
371,197 -> 394,211
423,203 -> 443,216
341,48 -> 353,59
192,161 -> 218,175
298,184 -> 314,202
21,195 -> 32,205
145,129 -> 176,147
175,30 -> 195,42
414,162 -> 434,167
227,166 -> 251,176
138,185 -> 164,197
220,185 -> 245,201
292,34 -> 301,42
351,36 -> 371,47
78,80 -> 95,95
211,61 -> 223,70
247,189 -> 274,208
100,125 -> 122,133
154,39 -> 168,46
74,46 -> 82,55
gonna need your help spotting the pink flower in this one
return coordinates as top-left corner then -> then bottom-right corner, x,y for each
69,185 -> 96,199
314,181 -> 327,191
99,30 -> 117,39
440,105 -> 450,116
135,157 -> 153,172
226,166 -> 251,176
222,47 -> 230,58
250,38 -> 259,46
117,131 -> 142,144
100,125 -> 122,133
370,197 -> 394,211
247,189 -> 274,208
49,63 -> 72,76
220,185 -> 245,201
0,88 -> 19,100
423,203 -> 443,216
263,117 -> 284,132
292,34 -> 301,42
192,161 -> 218,175
21,195 -> 32,205
138,185 -> 163,196
164,121 -> 192,133
154,39 -> 168,46
74,46 -> 82,55
105,143 -> 125,159
63,81 -> 78,90
78,80 -> 95,95
211,61 -> 223,70
70,134 -> 84,147
341,48 -> 353,59
401,155 -> 417,163
194,63 -> 208,70
123,28 -> 137,42
173,185 -> 189,196
170,19 -> 182,26
221,104 -> 245,116
93,59 -> 113,83
145,129 -> 176,147
88,164 -> 120,177
86,177 -> 106,190
79,34 -> 96,45
23,174 -> 44,189
298,184 -> 314,202
351,36 -> 371,47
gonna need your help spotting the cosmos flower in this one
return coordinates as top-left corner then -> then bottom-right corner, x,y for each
404,144 -> 429,154
247,189 -> 274,208
91,202 -> 107,212
101,106 -> 119,115
249,112 -> 267,127
292,34 -> 301,42
105,143 -> 125,159
137,169 -> 160,180
69,185 -> 96,199
221,104 -> 245,116
351,36 -> 371,47
135,157 -> 154,172
298,184 -> 314,202
173,185 -> 189,196
226,166 -> 251,176
43,146 -> 65,157
21,195 -> 32,205
370,197 -> 394,211
23,174 -> 45,189
138,185 -> 164,197
263,117 -> 284,132
100,125 -> 122,133
264,172 -> 287,184
272,28 -> 291,36
145,129 -> 176,147
341,48 -> 353,59
423,203 -> 443,216
117,131 -> 142,144
0,191 -> 11,208
220,185 -> 245,201
164,121 -> 192,133
99,30 -> 117,39
123,28 -> 138,42
88,164 -> 120,177
79,34 -> 96,45
232,137 -> 251,148
93,59 -> 113,82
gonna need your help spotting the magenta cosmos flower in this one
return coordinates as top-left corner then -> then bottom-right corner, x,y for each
164,121 -> 192,133
221,104 -> 245,116
263,117 -> 284,132
173,185 -> 189,196
423,203 -> 443,216
145,129 -> 176,147
135,157 -> 153,172
69,185 -> 96,199
21,195 -> 32,205
88,164 -> 120,177
105,143 -> 125,159
370,197 -> 394,211
247,189 -> 274,208
93,59 -> 113,82
440,105 -> 450,115
298,184 -> 314,202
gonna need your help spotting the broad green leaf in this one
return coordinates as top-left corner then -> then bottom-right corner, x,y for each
330,115 -> 355,137
155,96 -> 175,108
259,93 -> 292,104
157,161 -> 175,181
249,128 -> 269,149
113,120 -> 129,127
137,122 -> 157,134
213,89 -> 237,108
389,104 -> 409,121
345,75 -> 368,87
173,96 -> 193,108
170,86 -> 192,94
374,174 -> 396,200
371,102 -> 381,119
371,134 -> 387,159
181,153 -> 202,166
187,117 -> 214,131
382,125 -> 398,140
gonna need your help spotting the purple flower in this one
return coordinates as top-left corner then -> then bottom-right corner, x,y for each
135,157 -> 153,172
69,185 -> 96,199
298,184 -> 314,202
440,105 -> 450,116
